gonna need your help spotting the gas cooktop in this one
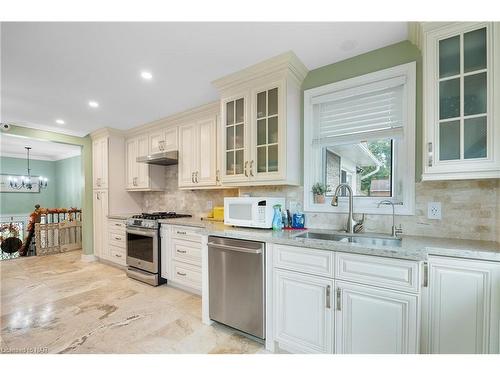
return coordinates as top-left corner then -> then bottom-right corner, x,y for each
131,212 -> 192,220
127,212 -> 192,229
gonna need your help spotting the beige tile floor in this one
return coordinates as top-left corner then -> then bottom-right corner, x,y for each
0,251 -> 263,354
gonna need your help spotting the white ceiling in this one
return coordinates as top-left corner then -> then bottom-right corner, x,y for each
0,133 -> 81,160
1,22 -> 408,137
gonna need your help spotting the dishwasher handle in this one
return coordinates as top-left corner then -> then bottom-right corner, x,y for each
208,241 -> 263,254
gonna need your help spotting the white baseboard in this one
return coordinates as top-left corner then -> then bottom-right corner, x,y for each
81,253 -> 97,262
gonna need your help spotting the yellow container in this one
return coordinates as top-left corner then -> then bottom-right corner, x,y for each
213,206 -> 224,221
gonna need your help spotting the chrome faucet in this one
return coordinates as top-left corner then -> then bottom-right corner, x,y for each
331,183 -> 364,234
377,200 -> 403,238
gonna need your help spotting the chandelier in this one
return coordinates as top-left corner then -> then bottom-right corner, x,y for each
8,147 -> 49,190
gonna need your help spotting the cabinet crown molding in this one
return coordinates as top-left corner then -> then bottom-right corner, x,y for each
212,51 -> 308,93
125,101 -> 219,138
90,127 -> 125,140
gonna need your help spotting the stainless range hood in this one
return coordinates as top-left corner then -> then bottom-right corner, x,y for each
136,150 -> 178,166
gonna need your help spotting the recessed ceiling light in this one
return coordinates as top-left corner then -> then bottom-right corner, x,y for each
55,119 -> 65,125
88,100 -> 99,108
140,71 -> 153,80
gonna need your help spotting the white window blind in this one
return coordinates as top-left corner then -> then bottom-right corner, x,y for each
312,76 -> 406,144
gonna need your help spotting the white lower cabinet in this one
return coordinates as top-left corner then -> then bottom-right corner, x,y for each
106,219 -> 126,266
160,224 -> 202,294
274,269 -> 334,354
335,281 -> 418,354
271,244 -> 420,354
423,256 -> 500,354
92,190 -> 108,259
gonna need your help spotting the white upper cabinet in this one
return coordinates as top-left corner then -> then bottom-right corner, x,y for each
213,51 -> 308,186
92,137 -> 108,189
421,22 -> 500,180
125,134 -> 165,191
178,116 -> 218,188
149,127 -> 178,154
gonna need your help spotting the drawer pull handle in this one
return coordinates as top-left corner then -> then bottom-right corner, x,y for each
336,288 -> 342,311
177,250 -> 187,254
114,223 -> 121,226
177,271 -> 187,276
115,254 -> 122,258
423,262 -> 429,287
176,231 -> 187,235
115,236 -> 121,240
326,285 -> 331,309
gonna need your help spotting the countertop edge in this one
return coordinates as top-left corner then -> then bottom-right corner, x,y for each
157,219 -> 500,263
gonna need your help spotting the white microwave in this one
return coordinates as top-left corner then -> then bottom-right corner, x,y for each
224,197 -> 286,229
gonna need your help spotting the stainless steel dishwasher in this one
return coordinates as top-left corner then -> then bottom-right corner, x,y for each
208,236 -> 265,339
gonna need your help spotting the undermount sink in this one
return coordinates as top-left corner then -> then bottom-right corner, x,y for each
296,231 -> 402,247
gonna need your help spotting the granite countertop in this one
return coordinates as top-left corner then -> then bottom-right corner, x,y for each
107,213 -> 139,220
158,218 -> 500,262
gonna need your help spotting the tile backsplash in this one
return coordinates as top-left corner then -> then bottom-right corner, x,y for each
143,166 -> 500,242
142,166 -> 239,216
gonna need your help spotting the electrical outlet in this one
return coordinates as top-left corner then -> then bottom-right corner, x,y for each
427,202 -> 442,220
206,200 -> 213,210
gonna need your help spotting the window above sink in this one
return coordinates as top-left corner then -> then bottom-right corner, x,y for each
303,62 -> 417,215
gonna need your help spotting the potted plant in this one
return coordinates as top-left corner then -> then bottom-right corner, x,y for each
312,182 -> 329,204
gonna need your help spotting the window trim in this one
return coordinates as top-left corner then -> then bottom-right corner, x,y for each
303,62 -> 416,215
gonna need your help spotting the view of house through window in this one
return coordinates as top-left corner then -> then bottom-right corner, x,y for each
324,138 -> 393,197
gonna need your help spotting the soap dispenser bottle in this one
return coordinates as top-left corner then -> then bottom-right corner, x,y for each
272,204 -> 283,230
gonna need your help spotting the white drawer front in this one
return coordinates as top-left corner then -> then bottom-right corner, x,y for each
171,225 -> 202,243
171,260 -> 202,291
108,232 -> 126,249
109,245 -> 126,266
172,238 -> 201,266
108,219 -> 126,231
273,245 -> 335,278
335,252 -> 420,293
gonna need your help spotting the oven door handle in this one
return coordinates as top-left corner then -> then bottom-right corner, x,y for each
126,228 -> 157,237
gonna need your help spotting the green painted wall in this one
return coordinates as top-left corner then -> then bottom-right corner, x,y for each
0,126 -> 93,255
302,40 -> 422,180
0,156 -> 57,213
54,155 -> 82,208
0,155 -> 82,213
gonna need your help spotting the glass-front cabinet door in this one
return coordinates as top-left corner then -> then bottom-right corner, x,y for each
252,84 -> 282,180
423,22 -> 500,180
438,27 -> 488,161
222,95 -> 248,181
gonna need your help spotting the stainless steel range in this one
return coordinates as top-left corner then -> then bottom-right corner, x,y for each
126,212 -> 191,286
